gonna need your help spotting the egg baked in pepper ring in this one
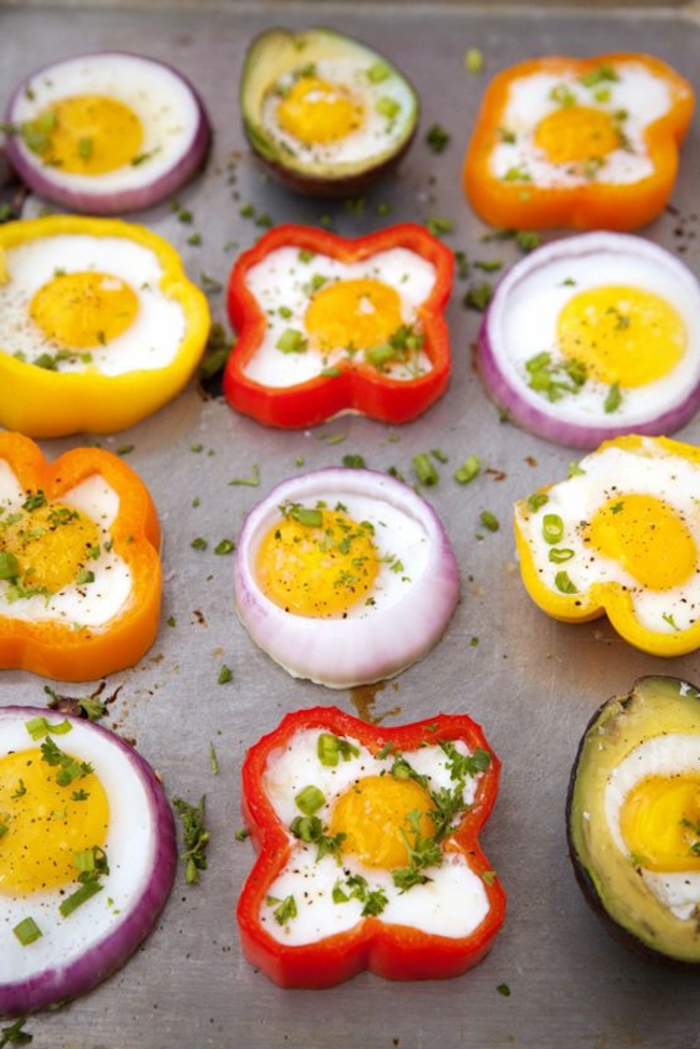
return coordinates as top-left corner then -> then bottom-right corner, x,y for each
0,215 -> 210,438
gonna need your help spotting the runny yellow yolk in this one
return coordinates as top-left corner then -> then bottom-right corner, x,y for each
329,774 -> 437,869
276,75 -> 365,145
0,746 -> 109,893
0,501 -> 101,594
255,506 -> 379,617
31,94 -> 143,174
557,285 -> 686,387
533,105 -> 621,164
30,270 -> 139,351
304,278 -> 404,354
587,493 -> 697,591
621,773 -> 700,873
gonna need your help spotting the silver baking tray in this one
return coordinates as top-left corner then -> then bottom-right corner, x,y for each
1,2 -> 700,1047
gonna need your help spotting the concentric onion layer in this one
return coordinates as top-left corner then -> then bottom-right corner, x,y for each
4,52 -> 210,214
0,706 -> 177,1016
477,232 -> 700,449
234,468 -> 459,688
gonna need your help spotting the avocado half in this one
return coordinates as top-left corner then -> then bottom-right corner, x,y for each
239,27 -> 419,197
567,675 -> 700,966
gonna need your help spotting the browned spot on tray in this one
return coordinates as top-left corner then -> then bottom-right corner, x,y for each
349,681 -> 401,724
192,609 -> 207,626
486,467 -> 507,481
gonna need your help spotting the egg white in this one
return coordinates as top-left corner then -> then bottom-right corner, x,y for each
488,233 -> 700,428
260,728 -> 490,945
0,711 -> 159,985
261,56 -> 416,167
10,53 -> 202,195
516,439 -> 700,635
242,245 -> 437,387
0,233 -> 186,375
490,61 -> 672,187
604,733 -> 700,920
0,460 -> 131,627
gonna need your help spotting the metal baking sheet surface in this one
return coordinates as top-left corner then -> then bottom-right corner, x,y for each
1,3 -> 700,1047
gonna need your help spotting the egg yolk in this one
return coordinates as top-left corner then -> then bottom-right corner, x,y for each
621,773 -> 700,873
305,278 -> 404,354
276,75 -> 365,145
587,493 -> 697,590
30,270 -> 139,351
29,95 -> 143,174
0,500 -> 101,594
557,285 -> 686,387
533,105 -> 621,164
0,746 -> 109,893
329,774 -> 437,870
255,505 -> 379,617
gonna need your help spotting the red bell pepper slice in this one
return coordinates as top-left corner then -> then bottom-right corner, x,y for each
237,706 -> 505,988
223,223 -> 454,428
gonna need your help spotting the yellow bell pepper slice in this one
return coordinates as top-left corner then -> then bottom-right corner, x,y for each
0,215 -> 210,437
515,435 -> 700,657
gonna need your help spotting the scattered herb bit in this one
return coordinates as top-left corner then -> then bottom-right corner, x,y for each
341,454 -> 366,469
199,322 -> 232,382
317,732 -> 359,767
228,464 -> 260,487
425,215 -> 454,238
235,827 -> 250,842
191,536 -> 208,551
209,741 -> 220,775
497,982 -> 512,997
44,681 -> 117,722
268,894 -> 297,925
214,538 -> 235,555
554,570 -> 578,594
604,382 -> 623,414
454,454 -> 481,484
218,664 -> 233,685
463,283 -> 493,312
426,123 -> 451,153
479,510 -> 500,532
172,795 -> 210,885
0,1017 -> 32,1047
413,452 -> 439,487
295,784 -> 325,816
13,917 -> 42,946
465,47 -> 485,73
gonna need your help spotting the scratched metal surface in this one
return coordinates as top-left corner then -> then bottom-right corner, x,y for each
1,3 -> 700,1047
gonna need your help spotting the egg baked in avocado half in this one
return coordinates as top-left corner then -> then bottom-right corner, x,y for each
239,27 -> 419,196
568,676 -> 700,966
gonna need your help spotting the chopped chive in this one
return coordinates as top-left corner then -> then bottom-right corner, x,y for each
13,917 -> 42,945
59,879 -> 103,918
217,664 -> 232,685
479,510 -> 500,532
454,454 -> 481,484
295,785 -> 325,815
413,453 -> 439,486
542,513 -> 564,544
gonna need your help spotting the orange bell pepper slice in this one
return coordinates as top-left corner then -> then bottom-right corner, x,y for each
0,432 -> 161,681
463,53 -> 694,231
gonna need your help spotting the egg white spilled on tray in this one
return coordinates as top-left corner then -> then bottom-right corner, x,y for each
259,728 -> 490,944
260,56 -> 416,169
604,733 -> 700,920
0,461 -> 130,627
0,233 -> 186,375
490,60 -> 673,187
243,245 -> 437,387
0,712 -> 158,982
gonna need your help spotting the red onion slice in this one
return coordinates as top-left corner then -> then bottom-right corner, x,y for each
0,706 -> 177,1016
234,468 -> 459,688
4,52 -> 210,215
476,232 -> 700,449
